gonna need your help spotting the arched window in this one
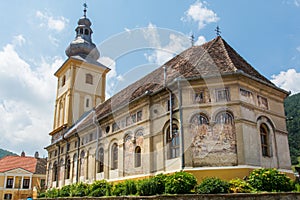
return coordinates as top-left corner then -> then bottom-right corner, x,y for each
85,29 -> 89,35
61,75 -> 66,87
73,153 -> 77,177
97,148 -> 104,173
166,124 -> 180,159
80,28 -> 83,34
85,73 -> 93,84
260,123 -> 270,157
53,161 -> 58,182
191,114 -> 209,125
216,112 -> 234,125
135,146 -> 141,167
111,143 -> 118,170
65,158 -> 71,179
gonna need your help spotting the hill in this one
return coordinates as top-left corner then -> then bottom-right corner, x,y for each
0,148 -> 17,159
284,92 -> 300,165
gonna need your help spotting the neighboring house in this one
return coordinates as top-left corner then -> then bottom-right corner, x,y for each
45,7 -> 292,188
0,152 -> 46,200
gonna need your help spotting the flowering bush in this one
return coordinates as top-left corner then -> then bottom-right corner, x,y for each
229,178 -> 254,193
195,177 -> 229,194
247,168 -> 295,192
165,171 -> 197,194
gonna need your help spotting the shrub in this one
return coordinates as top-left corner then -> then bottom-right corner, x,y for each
70,182 -> 89,197
89,180 -> 112,197
196,177 -> 229,194
124,180 -> 137,195
153,173 -> 168,194
45,188 -> 59,198
59,184 -> 71,197
112,182 -> 126,196
229,178 -> 254,193
137,178 -> 158,196
247,168 -> 295,192
165,171 -> 197,194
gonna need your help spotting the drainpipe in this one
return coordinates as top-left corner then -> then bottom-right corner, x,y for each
62,126 -> 68,181
177,79 -> 185,169
93,109 -> 100,180
163,66 -> 173,139
75,132 -> 80,183
56,144 -> 60,188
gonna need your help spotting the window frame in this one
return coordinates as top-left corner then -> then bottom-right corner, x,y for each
6,178 -> 13,188
111,143 -> 118,170
166,124 -> 180,159
135,146 -> 142,168
85,73 -> 93,85
23,178 -> 30,189
215,88 -> 230,102
260,123 -> 270,157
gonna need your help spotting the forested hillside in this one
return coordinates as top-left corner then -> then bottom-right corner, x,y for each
0,148 -> 17,159
284,92 -> 300,165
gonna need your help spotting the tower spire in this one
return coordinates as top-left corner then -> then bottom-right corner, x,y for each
83,2 -> 87,18
215,25 -> 221,36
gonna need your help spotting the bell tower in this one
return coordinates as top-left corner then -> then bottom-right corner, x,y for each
50,4 -> 110,135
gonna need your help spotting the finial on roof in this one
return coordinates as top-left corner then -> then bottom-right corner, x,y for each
83,2 -> 88,18
190,34 -> 195,47
21,151 -> 25,157
215,25 -> 221,36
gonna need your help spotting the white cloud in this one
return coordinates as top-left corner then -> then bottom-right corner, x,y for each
36,10 -> 69,32
183,0 -> 219,29
13,35 -> 26,46
143,23 -> 196,65
195,35 -> 207,46
98,56 -> 123,98
271,68 -> 300,94
295,0 -> 300,7
0,38 -> 63,156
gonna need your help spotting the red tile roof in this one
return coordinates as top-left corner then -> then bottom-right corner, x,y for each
0,155 -> 46,174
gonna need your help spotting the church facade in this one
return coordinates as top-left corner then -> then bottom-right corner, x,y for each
45,9 -> 292,188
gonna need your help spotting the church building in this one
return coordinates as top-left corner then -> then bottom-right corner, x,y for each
45,7 -> 292,188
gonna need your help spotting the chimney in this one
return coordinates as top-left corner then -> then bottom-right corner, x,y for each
21,151 -> 25,157
34,151 -> 39,158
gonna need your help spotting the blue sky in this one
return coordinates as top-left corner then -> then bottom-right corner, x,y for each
1,0 -> 300,157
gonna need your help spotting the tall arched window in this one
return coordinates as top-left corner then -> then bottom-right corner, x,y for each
73,153 -> 77,177
80,150 -> 85,176
65,158 -> 71,179
85,73 -> 93,84
135,146 -> 141,167
61,75 -> 66,87
191,113 -> 209,125
97,148 -> 104,173
260,123 -> 270,157
216,111 -> 234,124
111,143 -> 118,170
166,124 -> 180,159
53,161 -> 58,182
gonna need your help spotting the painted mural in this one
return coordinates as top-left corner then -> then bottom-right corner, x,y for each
190,112 -> 237,166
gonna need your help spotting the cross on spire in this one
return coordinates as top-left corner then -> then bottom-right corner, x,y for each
83,2 -> 88,18
215,25 -> 221,36
190,34 -> 195,47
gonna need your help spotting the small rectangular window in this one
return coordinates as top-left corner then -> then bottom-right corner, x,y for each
4,194 -> 12,200
257,95 -> 268,109
86,98 -> 90,108
137,110 -> 142,122
194,91 -> 204,103
167,95 -> 175,111
74,141 -> 78,148
6,178 -> 13,188
216,88 -> 230,102
112,122 -> 120,132
240,88 -> 254,103
23,179 -> 30,189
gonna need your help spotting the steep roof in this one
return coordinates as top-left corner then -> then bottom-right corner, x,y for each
94,36 -> 274,118
56,36 -> 280,140
0,155 -> 46,174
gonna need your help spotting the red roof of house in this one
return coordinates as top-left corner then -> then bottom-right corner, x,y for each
0,155 -> 46,174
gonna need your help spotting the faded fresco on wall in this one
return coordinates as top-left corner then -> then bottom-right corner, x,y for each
190,113 -> 237,166
124,131 -> 144,175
